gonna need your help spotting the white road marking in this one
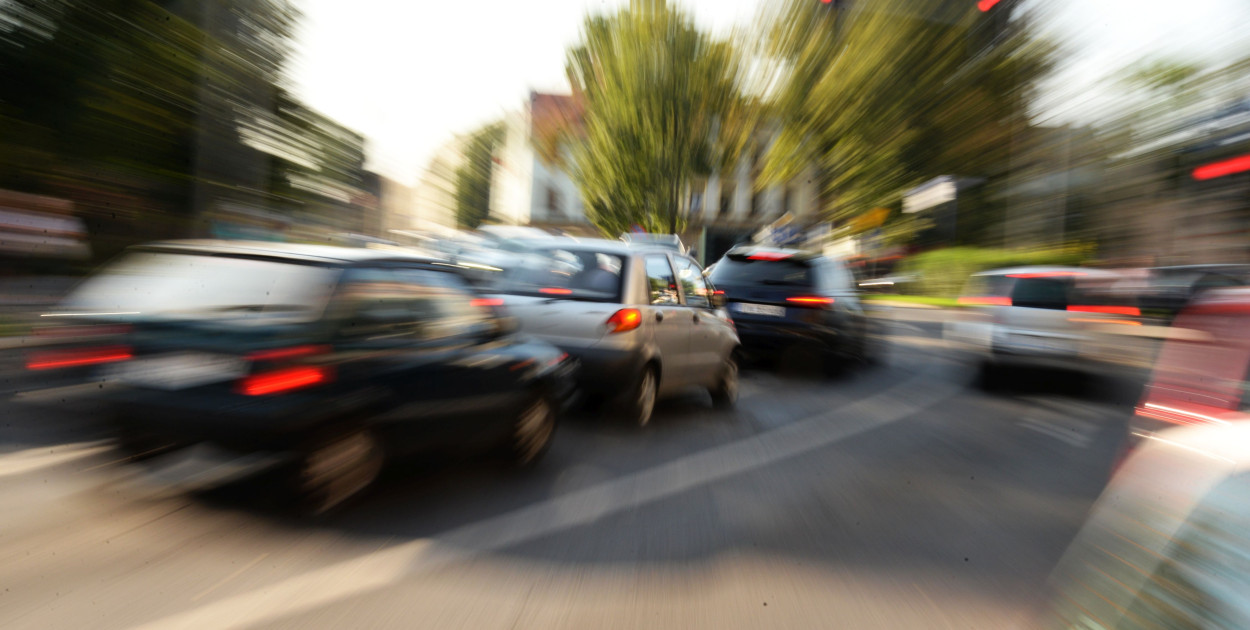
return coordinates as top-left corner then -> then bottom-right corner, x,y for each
132,370 -> 960,630
0,441 -> 111,478
1017,417 -> 1096,448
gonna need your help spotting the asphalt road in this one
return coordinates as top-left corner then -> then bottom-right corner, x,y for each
0,314 -> 1144,629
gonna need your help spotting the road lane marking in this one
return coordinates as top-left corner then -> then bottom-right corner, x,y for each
191,553 -> 270,603
132,369 -> 960,630
0,441 -> 110,478
1017,417 -> 1095,448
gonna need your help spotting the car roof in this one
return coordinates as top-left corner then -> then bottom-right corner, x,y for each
525,238 -> 678,257
724,245 -> 821,261
973,266 -> 1120,279
133,240 -> 442,265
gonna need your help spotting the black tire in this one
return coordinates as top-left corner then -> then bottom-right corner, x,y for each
509,395 -> 557,467
621,365 -> 659,427
709,356 -> 739,409
295,426 -> 383,515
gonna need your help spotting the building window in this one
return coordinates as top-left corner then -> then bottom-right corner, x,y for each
719,184 -> 733,217
546,185 -> 562,216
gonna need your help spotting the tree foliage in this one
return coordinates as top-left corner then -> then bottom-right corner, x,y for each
761,0 -> 1054,239
564,0 -> 745,236
454,121 -> 505,229
0,0 -> 303,258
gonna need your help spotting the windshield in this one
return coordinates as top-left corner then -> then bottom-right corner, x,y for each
494,248 -> 624,302
708,258 -> 813,287
62,251 -> 340,320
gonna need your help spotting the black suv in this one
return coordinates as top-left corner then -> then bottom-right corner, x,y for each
707,246 -> 876,371
30,240 -> 576,511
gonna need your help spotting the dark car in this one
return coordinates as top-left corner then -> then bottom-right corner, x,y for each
1139,264 -> 1249,322
30,240 -> 575,512
706,246 -> 877,371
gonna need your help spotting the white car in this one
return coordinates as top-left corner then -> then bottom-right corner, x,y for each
945,266 -> 1143,380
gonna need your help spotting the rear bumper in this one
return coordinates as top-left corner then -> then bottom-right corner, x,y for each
556,344 -> 648,395
734,320 -> 841,358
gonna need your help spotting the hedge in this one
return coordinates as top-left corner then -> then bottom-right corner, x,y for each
899,245 -> 1093,297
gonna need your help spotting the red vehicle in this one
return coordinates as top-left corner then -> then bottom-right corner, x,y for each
1128,287 -> 1250,455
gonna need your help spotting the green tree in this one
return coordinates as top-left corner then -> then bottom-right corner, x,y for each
454,121 -> 505,229
565,0 -> 745,236
760,0 -> 1054,242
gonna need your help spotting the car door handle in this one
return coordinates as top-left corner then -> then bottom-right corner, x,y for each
655,311 -> 664,323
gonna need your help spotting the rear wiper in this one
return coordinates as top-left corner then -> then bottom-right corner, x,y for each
760,279 -> 801,286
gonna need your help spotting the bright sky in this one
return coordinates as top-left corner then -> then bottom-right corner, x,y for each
290,0 -> 1250,185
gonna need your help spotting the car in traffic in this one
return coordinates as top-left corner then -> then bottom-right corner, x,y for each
1127,287 -> 1250,458
948,266 -> 1143,382
485,239 -> 739,426
705,246 -> 877,373
620,232 -> 687,254
27,240 -> 576,512
1033,421 -> 1250,629
1138,264 -> 1249,323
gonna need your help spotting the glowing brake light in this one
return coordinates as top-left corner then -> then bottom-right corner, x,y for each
539,287 -> 573,295
27,346 -> 133,370
1194,154 -> 1250,181
471,298 -> 505,307
237,366 -> 331,396
606,308 -> 642,333
786,296 -> 834,306
957,296 -> 1011,306
246,345 -> 330,362
1066,305 -> 1140,316
712,290 -> 725,295
747,252 -> 792,261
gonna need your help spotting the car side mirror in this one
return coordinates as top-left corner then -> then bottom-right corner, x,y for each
710,292 -> 727,309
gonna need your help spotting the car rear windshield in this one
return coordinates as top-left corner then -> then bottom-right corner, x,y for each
62,251 -> 341,321
493,248 -> 624,302
708,257 -> 813,287
963,273 -> 1139,310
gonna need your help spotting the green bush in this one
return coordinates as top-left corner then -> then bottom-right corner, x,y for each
900,245 -> 1092,297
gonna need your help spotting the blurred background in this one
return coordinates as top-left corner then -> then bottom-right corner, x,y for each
4,0 -> 1250,628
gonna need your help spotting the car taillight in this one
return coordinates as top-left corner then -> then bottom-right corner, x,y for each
606,308 -> 642,333
957,296 -> 1011,306
237,365 -> 332,396
471,298 -> 505,308
1067,305 -> 1140,316
246,345 -> 330,362
26,345 -> 133,370
786,296 -> 834,307
539,287 -> 572,295
747,252 -> 791,261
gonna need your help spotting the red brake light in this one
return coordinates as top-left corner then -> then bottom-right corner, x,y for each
1194,154 -> 1250,180
27,346 -> 133,370
539,287 -> 573,295
747,252 -> 792,261
606,308 -> 642,333
246,345 -> 330,362
713,290 -> 725,295
471,298 -> 505,307
1067,305 -> 1140,316
786,296 -> 834,306
957,296 -> 1012,306
238,366 -> 331,396
978,0 -> 1001,11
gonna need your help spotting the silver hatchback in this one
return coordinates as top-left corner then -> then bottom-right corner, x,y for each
487,239 -> 740,426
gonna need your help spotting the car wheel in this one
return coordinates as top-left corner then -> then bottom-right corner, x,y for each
511,395 -> 556,467
623,365 -> 658,427
709,356 -> 739,409
297,427 -> 383,515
